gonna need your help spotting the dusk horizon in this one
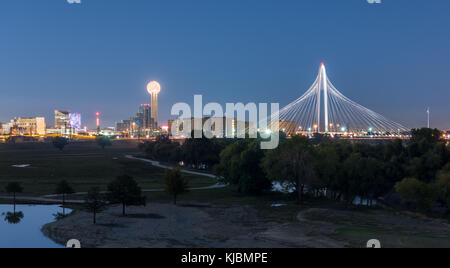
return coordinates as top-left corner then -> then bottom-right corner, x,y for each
1,0 -> 449,130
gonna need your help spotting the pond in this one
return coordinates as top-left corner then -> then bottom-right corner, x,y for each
0,204 -> 71,248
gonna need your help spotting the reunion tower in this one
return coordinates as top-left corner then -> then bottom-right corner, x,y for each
147,81 -> 161,129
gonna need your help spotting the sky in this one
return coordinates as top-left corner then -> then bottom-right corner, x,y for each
0,0 -> 449,130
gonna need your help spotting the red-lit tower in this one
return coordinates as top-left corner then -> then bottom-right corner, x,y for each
96,112 -> 100,133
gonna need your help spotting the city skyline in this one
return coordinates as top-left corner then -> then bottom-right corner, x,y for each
1,1 -> 449,129
1,0 -> 450,250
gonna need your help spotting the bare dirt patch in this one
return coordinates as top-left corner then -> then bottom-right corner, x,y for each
42,203 -> 345,248
42,203 -> 450,248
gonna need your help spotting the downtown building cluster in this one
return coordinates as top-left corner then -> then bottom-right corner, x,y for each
0,110 -> 83,137
115,104 -> 162,138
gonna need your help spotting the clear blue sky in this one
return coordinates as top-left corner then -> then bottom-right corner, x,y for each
1,0 -> 449,129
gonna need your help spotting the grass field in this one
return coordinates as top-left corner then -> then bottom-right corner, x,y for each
0,141 -> 216,195
2,140 -> 449,248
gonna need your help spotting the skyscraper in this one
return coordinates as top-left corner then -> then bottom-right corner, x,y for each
54,110 -> 70,129
139,104 -> 152,129
69,113 -> 82,130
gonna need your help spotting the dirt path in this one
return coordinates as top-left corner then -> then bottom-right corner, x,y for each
124,155 -> 218,178
0,195 -> 84,204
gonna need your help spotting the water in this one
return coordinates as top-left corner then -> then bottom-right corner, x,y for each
353,196 -> 377,206
0,204 -> 70,248
272,183 -> 378,206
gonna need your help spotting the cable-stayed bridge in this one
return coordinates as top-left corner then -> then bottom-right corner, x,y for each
276,63 -> 408,135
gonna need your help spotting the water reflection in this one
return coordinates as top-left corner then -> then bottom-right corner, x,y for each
3,211 -> 24,224
0,204 -> 71,248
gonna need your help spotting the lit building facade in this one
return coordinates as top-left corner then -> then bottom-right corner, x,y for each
10,117 -> 46,136
1,122 -> 12,135
116,120 -> 131,133
55,110 -> 70,129
139,104 -> 153,130
116,104 -> 156,137
69,113 -> 82,130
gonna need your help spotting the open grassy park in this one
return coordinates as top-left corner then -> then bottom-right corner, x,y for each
0,141 -> 216,196
1,140 -> 449,248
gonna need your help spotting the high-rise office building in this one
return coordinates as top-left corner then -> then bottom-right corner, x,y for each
139,104 -> 152,129
116,120 -> 131,133
69,113 -> 82,130
1,122 -> 11,135
55,110 -> 70,129
10,117 -> 46,136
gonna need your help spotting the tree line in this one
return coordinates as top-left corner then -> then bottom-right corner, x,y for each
139,133 -> 231,170
140,128 -> 449,216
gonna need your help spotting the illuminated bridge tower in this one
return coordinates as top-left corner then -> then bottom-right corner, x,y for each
317,62 -> 329,133
275,63 -> 408,134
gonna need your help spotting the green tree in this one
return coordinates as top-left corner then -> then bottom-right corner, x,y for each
55,180 -> 75,216
263,136 -> 315,203
85,187 -> 107,224
395,178 -> 439,212
410,128 -> 443,149
312,143 -> 340,196
140,136 -> 181,163
214,141 -> 247,187
181,131 -> 228,170
52,137 -> 69,151
379,140 -> 408,193
96,136 -> 112,150
164,167 -> 189,205
358,157 -> 386,205
339,153 -> 366,205
215,139 -> 271,195
5,182 -> 23,214
436,169 -> 450,209
107,175 -> 145,216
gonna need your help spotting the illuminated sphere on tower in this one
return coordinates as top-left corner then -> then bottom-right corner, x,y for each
147,81 -> 161,129
147,81 -> 161,95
